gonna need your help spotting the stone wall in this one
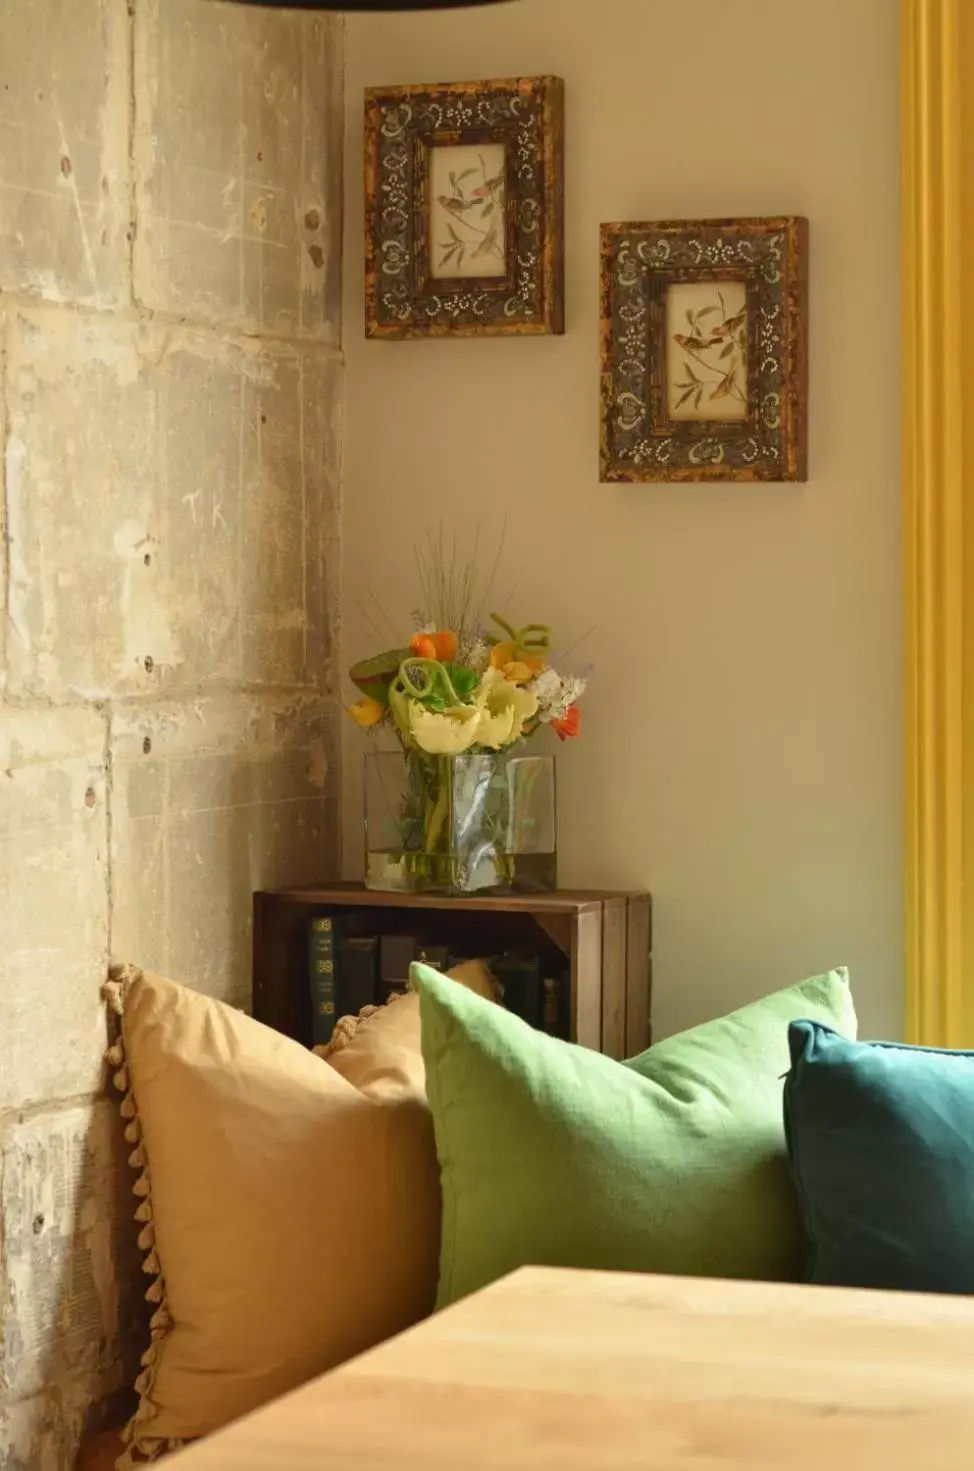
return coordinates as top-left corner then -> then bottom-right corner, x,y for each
0,2 -> 344,1464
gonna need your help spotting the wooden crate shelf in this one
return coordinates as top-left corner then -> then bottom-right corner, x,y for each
253,884 -> 653,1060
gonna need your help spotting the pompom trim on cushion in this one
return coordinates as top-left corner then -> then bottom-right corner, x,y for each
313,992 -> 405,1061
313,959 -> 502,1065
103,964 -> 183,1469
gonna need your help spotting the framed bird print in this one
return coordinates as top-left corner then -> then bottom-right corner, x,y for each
600,217 -> 808,482
365,77 -> 564,338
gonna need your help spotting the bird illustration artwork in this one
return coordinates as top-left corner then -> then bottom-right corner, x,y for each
471,225 -> 500,259
472,171 -> 504,199
709,365 -> 739,400
434,154 -> 506,274
671,292 -> 748,414
711,307 -> 747,340
436,193 -> 479,218
672,331 -> 723,352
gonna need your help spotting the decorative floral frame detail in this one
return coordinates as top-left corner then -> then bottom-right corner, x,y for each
365,77 -> 564,338
600,217 -> 808,482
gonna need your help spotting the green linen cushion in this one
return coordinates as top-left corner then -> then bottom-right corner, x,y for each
412,962 -> 856,1308
784,1021 -> 974,1293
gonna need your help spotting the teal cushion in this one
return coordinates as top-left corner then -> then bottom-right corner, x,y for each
785,1022 -> 974,1293
412,962 -> 856,1308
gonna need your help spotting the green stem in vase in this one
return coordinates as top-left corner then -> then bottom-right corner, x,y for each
424,757 -> 451,853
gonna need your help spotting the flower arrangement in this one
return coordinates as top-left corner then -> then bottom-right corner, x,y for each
346,532 -> 587,893
346,536 -> 586,755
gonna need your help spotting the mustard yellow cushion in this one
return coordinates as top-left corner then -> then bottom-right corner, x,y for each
106,967 -> 439,1465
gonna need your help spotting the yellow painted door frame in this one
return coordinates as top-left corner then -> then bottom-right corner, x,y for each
902,0 -> 974,1046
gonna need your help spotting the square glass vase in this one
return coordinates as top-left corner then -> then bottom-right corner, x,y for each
364,749 -> 557,896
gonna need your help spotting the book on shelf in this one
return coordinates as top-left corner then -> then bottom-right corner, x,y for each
415,943 -> 450,973
309,918 -> 566,1041
380,934 -> 415,983
373,933 -> 412,1004
491,953 -> 542,1029
308,913 -> 338,1048
540,972 -> 571,1041
336,935 -> 378,1016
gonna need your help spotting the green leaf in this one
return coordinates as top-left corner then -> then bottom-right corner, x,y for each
675,386 -> 696,408
446,665 -> 479,701
481,202 -> 494,219
350,647 -> 412,701
446,223 -> 463,244
719,340 -> 735,359
457,167 -> 477,182
683,362 -> 700,384
696,305 -> 718,320
685,308 -> 694,327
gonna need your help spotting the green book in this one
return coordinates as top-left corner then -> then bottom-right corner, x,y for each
308,913 -> 339,1048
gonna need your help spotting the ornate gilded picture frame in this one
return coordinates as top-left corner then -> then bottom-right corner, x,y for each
600,217 -> 808,482
365,76 -> 564,339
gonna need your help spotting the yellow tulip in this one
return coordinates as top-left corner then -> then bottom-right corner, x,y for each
408,702 -> 481,755
347,696 -> 384,729
475,669 -> 539,749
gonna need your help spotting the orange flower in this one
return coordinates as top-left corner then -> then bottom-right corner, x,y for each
489,640 -> 516,670
430,630 -> 458,664
551,706 -> 581,742
347,696 -> 385,730
489,641 -> 545,685
409,633 -> 437,661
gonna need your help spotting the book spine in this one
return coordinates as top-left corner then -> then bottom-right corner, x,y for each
493,955 -> 542,1029
541,973 -> 570,1040
337,938 -> 378,1017
308,913 -> 339,1047
416,944 -> 450,973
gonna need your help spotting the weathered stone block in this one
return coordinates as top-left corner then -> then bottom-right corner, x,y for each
111,693 -> 339,1005
0,0 -> 129,308
0,708 -> 108,1112
241,346 -> 343,692
133,0 -> 342,340
3,307 -> 341,702
0,1389 -> 86,1471
0,1100 -> 142,1434
1,305 -> 7,690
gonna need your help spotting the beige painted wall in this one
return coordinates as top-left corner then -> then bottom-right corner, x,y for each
0,2 -> 343,1462
342,0 -> 902,1041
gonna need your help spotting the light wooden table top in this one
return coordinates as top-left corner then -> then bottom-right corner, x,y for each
168,1266 -> 974,1470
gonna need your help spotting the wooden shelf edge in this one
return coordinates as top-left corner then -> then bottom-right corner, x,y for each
258,884 -> 643,916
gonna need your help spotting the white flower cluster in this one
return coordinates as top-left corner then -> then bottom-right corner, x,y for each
528,668 -> 587,724
460,635 -> 490,674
